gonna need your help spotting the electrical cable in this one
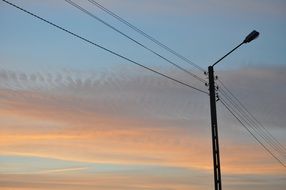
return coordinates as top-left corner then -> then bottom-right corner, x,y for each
86,0 -> 206,72
219,79 -> 286,154
219,98 -> 286,168
1,0 -> 208,95
218,79 -> 286,156
64,0 -> 207,84
219,90 -> 286,158
5,0 -> 284,169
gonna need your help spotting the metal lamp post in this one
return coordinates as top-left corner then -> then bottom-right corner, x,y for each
208,30 -> 259,190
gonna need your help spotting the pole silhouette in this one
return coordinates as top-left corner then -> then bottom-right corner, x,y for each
208,66 -> 222,190
208,30 -> 259,190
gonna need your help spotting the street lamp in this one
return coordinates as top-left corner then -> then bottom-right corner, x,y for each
208,30 -> 259,190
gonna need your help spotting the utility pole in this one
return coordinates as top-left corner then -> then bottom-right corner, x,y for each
208,65 -> 222,190
207,30 -> 260,190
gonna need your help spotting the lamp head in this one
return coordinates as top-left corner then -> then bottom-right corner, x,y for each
243,30 -> 259,43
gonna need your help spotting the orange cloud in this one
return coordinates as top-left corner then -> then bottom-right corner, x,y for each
0,172 -> 206,190
0,71 -> 285,177
36,167 -> 88,174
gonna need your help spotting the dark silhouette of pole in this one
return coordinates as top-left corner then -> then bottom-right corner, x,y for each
208,65 -> 222,190
208,30 -> 259,190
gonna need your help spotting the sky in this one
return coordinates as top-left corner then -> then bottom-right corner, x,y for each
0,0 -> 286,190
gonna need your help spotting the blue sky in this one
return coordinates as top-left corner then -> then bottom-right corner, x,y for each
0,0 -> 286,190
1,0 -> 286,72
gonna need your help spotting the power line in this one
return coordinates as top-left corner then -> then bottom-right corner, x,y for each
219,79 -> 286,154
219,98 -> 286,168
219,90 -> 286,158
86,0 -> 206,72
4,0 -> 284,171
218,79 -> 286,156
1,0 -> 208,95
64,0 -> 206,84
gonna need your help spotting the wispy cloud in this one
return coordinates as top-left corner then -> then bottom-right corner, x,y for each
0,171 -> 209,190
1,66 -> 285,175
37,167 -> 88,174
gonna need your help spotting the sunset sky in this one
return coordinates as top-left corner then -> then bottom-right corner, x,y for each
0,0 -> 286,190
